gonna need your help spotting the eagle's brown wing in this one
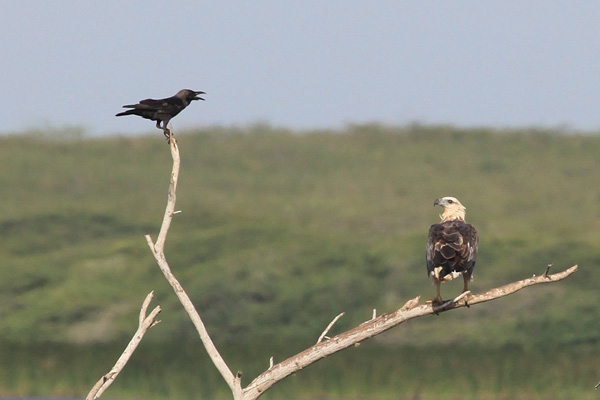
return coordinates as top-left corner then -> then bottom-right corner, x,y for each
427,220 -> 478,279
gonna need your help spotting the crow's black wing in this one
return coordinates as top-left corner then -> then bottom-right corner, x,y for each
140,97 -> 185,118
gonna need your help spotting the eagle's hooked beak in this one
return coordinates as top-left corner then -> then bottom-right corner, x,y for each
434,198 -> 446,207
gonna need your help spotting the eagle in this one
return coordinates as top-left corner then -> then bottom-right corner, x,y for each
426,196 -> 478,304
116,89 -> 205,141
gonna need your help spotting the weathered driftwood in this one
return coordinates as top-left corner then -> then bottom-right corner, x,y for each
89,127 -> 578,400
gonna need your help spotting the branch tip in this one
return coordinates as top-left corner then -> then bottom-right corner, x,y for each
544,263 -> 553,278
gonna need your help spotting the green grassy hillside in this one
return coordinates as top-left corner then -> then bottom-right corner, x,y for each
2,124 -> 596,345
1,124 -> 598,398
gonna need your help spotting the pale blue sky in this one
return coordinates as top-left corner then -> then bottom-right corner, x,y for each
2,1 -> 600,135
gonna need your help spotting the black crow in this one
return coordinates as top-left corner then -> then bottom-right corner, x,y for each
116,89 -> 205,141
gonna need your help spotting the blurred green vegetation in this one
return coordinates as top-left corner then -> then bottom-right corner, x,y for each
0,341 -> 597,399
0,124 -> 598,399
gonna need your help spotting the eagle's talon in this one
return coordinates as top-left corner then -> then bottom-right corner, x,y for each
431,298 -> 453,314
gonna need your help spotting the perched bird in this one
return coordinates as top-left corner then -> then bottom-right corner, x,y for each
116,89 -> 205,141
426,196 -> 478,304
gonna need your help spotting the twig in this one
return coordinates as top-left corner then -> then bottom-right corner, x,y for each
317,312 -> 345,344
595,380 -> 600,389
144,131 -> 240,397
544,263 -> 552,278
86,292 -> 161,400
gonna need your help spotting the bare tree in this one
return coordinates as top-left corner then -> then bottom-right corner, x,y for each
88,129 -> 578,400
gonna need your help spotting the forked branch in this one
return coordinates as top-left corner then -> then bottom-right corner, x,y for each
86,292 -> 161,400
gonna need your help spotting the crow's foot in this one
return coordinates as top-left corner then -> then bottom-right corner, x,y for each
163,129 -> 171,144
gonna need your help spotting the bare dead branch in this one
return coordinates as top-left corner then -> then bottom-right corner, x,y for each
153,125 -> 179,253
242,265 -> 577,400
317,312 -> 345,344
86,292 -> 161,400
144,132 -> 240,396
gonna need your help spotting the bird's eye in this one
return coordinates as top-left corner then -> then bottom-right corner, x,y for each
447,199 -> 454,204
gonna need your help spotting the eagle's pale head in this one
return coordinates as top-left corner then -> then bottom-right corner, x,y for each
434,196 -> 466,222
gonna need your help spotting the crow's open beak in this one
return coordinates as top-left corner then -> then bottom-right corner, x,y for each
194,91 -> 206,101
